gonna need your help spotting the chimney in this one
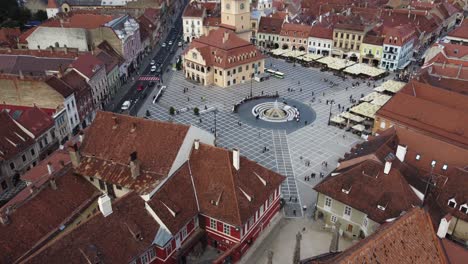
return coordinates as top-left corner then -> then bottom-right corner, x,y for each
98,194 -> 113,217
112,115 -> 119,129
50,177 -> 57,190
0,211 -> 10,225
437,214 -> 452,238
68,143 -> 81,168
384,160 -> 392,175
78,131 -> 84,143
129,152 -> 140,179
194,139 -> 200,150
47,162 -> 54,175
396,145 -> 407,162
223,31 -> 229,43
233,148 -> 240,170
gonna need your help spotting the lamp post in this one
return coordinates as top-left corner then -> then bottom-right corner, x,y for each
327,100 -> 335,126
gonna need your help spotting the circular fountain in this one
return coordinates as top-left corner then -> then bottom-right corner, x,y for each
252,100 -> 300,122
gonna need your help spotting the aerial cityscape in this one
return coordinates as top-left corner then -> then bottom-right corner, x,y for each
0,0 -> 467,263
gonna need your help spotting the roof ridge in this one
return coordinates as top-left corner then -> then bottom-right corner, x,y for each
225,149 -> 242,225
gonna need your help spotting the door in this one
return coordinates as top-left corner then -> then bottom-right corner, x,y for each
347,224 -> 353,233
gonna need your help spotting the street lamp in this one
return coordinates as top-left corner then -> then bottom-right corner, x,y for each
327,100 -> 335,126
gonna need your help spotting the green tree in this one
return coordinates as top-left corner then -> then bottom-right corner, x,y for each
0,0 -> 32,29
193,107 -> 199,116
169,106 -> 175,115
33,10 -> 48,21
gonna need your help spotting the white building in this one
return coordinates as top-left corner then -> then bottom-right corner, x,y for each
308,25 -> 333,56
182,1 -> 207,42
380,25 -> 416,71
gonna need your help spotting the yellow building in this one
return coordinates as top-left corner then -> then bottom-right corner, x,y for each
220,0 -> 252,41
360,35 -> 384,67
332,24 -> 369,61
183,29 -> 264,87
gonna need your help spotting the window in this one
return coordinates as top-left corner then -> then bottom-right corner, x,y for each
227,70 -> 231,76
30,148 -> 35,156
233,69 -> 236,74
238,66 -> 242,72
344,206 -> 352,217
166,243 -> 172,256
140,254 -> 149,264
22,154 -> 26,162
210,218 -> 216,229
325,197 -> 332,208
215,69 -> 217,74
192,52 -> 197,59
223,224 -> 230,235
415,154 -> 421,160
330,215 -> 338,223
269,194 -> 273,205
148,248 -> 156,260
260,204 -> 264,216
1,181 -> 7,190
249,216 -> 254,228
460,204 -> 468,214
116,185 -> 122,190
448,198 -> 457,208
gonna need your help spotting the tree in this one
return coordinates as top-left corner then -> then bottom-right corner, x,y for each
169,106 -> 175,115
193,107 -> 199,116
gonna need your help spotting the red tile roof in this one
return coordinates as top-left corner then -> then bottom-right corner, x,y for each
258,16 -> 284,34
147,163 -> 198,234
15,106 -> 54,137
183,1 -> 205,17
315,158 -> 421,224
309,25 -> 333,39
417,71 -> 468,95
448,20 -> 468,40
21,149 -> 71,184
189,144 -> 285,226
440,238 -> 468,264
76,111 -> 190,194
377,80 -> 468,149
0,27 -> 20,48
185,28 -> 265,69
71,53 -> 105,79
0,168 -> 99,263
47,0 -> 59,9
0,111 -> 35,161
40,13 -> 116,29
280,23 -> 311,38
383,24 -> 416,46
45,75 -> 74,97
309,208 -> 448,264
24,192 -> 159,264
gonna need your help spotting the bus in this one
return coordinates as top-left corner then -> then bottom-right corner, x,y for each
265,69 -> 285,79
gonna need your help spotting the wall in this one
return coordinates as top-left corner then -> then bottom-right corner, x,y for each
315,193 -> 380,238
332,29 -> 364,58
308,37 -> 332,55
449,217 -> 468,244
360,43 -> 382,65
64,94 -> 80,132
27,27 -> 89,51
183,17 -> 205,42
222,59 -> 264,87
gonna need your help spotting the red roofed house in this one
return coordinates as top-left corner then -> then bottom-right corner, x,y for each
182,1 -> 207,42
60,112 -> 284,263
308,25 -> 333,56
303,207 -> 450,264
256,16 -> 285,49
71,53 -> 109,110
380,25 -> 417,71
183,28 -> 265,87
61,69 -> 95,128
446,19 -> 468,45
279,23 -> 311,51
0,27 -> 21,49
423,42 -> 468,81
314,129 -> 422,238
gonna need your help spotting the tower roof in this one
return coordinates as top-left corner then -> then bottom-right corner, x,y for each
47,0 -> 59,9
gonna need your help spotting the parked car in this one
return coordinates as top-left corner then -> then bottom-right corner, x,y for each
168,40 -> 173,46
178,41 -> 182,47
150,60 -> 155,65
161,42 -> 167,48
137,84 -> 145,91
150,65 -> 156,72
121,100 -> 131,110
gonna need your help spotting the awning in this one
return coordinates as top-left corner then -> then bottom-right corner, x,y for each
352,124 -> 365,132
375,80 -> 406,94
343,63 -> 386,77
340,112 -> 365,123
330,115 -> 345,124
350,102 -> 381,119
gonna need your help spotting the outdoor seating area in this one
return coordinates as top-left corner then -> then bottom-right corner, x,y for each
343,63 -> 387,78
373,80 -> 406,94
317,57 -> 356,71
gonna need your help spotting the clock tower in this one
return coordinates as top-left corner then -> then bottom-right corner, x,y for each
221,0 -> 252,41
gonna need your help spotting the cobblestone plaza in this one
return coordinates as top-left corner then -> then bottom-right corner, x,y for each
138,56 -> 384,218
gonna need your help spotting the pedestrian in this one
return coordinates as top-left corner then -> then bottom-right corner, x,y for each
311,173 -> 315,178
204,105 -> 208,110
312,91 -> 314,96
293,209 -> 296,216
199,118 -> 202,123
187,97 -> 190,101
289,196 -> 292,202
295,197 -> 298,202
305,120 -> 308,125
325,162 -> 328,167
264,146 -> 267,152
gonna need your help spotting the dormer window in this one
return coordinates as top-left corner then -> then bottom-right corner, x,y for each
460,204 -> 468,214
377,204 -> 386,211
442,164 -> 448,171
448,198 -> 457,208
415,154 -> 421,160
342,186 -> 351,194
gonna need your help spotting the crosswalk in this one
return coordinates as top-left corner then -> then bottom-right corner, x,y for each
139,75 -> 160,81
272,130 -> 303,218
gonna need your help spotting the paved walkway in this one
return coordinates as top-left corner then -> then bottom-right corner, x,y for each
272,130 -> 302,218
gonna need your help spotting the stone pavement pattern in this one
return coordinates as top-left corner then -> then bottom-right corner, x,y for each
139,56 -> 385,217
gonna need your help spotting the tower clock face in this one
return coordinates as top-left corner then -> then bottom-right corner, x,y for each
240,3 -> 245,9
226,3 -> 230,10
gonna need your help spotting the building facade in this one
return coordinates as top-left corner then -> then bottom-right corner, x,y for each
308,26 -> 333,56
332,24 -> 368,61
380,25 -> 416,71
